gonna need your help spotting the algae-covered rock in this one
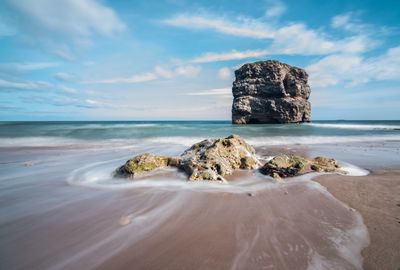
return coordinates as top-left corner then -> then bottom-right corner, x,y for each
115,138 -> 342,183
116,153 -> 181,178
179,134 -> 261,182
259,154 -> 342,179
259,155 -> 309,178
310,156 -> 340,172
115,135 -> 260,182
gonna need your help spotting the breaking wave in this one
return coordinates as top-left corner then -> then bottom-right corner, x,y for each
306,123 -> 400,130
0,134 -> 399,148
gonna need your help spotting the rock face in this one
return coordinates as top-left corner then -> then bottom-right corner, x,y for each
232,60 -> 311,124
259,155 -> 343,179
179,134 -> 260,182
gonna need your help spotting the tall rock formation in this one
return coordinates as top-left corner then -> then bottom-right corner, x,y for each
232,60 -> 311,124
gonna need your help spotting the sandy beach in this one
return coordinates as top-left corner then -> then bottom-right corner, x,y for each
0,135 -> 399,270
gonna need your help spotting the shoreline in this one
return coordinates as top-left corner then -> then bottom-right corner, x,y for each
314,169 -> 400,270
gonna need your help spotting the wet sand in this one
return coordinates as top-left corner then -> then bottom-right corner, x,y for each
92,183 -> 368,270
0,142 -> 399,270
314,170 -> 400,270
258,142 -> 400,269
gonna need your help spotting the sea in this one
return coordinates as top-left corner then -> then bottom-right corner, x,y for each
0,120 -> 399,148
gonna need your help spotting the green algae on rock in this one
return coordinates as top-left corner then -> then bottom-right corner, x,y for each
116,153 -> 181,178
259,154 -> 343,179
311,156 -> 341,172
259,155 -> 309,178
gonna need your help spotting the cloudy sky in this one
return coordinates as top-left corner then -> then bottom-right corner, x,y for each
0,0 -> 399,120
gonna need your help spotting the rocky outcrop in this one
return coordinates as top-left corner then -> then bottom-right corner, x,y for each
115,135 -> 260,182
179,134 -> 260,182
259,155 -> 343,179
232,60 -> 311,124
115,138 -> 343,182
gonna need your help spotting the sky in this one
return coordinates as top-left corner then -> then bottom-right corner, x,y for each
0,0 -> 399,121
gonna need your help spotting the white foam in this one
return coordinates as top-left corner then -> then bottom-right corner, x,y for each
304,180 -> 370,270
247,135 -> 400,146
69,169 -> 276,193
119,134 -> 400,148
130,124 -> 160,127
307,252 -> 336,270
67,154 -> 370,193
306,123 -> 400,130
327,213 -> 370,270
142,136 -> 205,146
1,134 -> 399,148
67,155 -> 280,192
75,123 -> 161,129
339,161 -> 370,176
0,137 -> 85,147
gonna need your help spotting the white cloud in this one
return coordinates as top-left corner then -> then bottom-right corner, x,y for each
218,67 -> 232,80
86,99 -> 99,105
332,13 -> 352,29
174,65 -> 201,77
88,64 -> 202,84
6,0 -> 126,38
191,25 -> 372,63
0,77 -> 79,95
192,49 -> 269,63
55,72 -> 75,81
154,65 -> 175,79
163,14 -> 274,39
52,46 -> 76,61
59,85 -> 78,93
0,62 -> 59,72
331,12 -> 369,33
363,46 -> 400,82
0,78 -> 52,90
4,0 -> 126,58
155,65 -> 201,78
186,88 -> 231,96
166,12 -> 374,63
88,72 -> 157,84
306,46 -> 400,87
306,54 -> 362,87
269,24 -> 370,55
265,0 -> 286,18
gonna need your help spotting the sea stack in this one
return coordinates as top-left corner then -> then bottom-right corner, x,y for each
232,60 -> 311,124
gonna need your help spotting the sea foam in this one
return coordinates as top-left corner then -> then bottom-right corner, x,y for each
1,134 -> 399,149
306,123 -> 400,130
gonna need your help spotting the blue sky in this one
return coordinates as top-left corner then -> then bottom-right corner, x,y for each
0,0 -> 399,120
